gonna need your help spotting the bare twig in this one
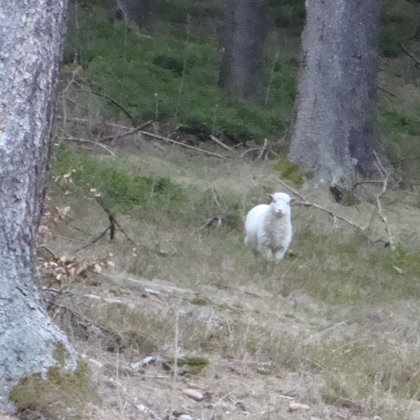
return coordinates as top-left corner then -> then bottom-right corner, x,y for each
95,197 -> 136,245
215,282 -> 270,299
139,130 -> 228,159
372,151 -> 395,249
256,138 -> 268,160
399,42 -> 420,68
209,134 -> 233,151
101,120 -> 153,143
377,85 -> 397,98
74,196 -> 135,252
276,178 -> 391,246
64,137 -> 116,157
74,225 -> 112,253
198,216 -> 223,232
95,196 -> 116,240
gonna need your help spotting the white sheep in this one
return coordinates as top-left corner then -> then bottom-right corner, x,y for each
244,192 -> 293,261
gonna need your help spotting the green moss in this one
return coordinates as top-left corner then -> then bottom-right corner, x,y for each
10,362 -> 98,419
53,342 -> 71,368
53,145 -> 185,215
178,356 -> 209,375
275,156 -> 305,186
190,297 -> 210,306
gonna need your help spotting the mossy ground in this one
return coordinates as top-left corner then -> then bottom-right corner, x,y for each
9,362 -> 98,420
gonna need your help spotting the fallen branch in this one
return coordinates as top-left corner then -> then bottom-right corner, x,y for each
209,134 -> 233,151
198,215 -> 223,232
95,196 -> 116,240
101,120 -> 153,143
276,178 -> 391,246
372,151 -> 395,250
399,42 -> 420,68
91,89 -> 136,126
256,138 -> 268,160
95,196 -> 136,245
75,196 -> 135,252
377,85 -> 397,98
75,225 -> 112,252
138,130 -> 228,159
64,137 -> 115,157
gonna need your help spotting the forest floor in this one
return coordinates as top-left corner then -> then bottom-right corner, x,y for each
32,131 -> 420,420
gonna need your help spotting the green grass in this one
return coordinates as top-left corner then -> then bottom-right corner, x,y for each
52,144 -> 247,230
287,231 -> 420,305
64,2 -> 298,144
45,140 -> 420,419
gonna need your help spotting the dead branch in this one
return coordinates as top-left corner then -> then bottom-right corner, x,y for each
372,151 -> 395,250
256,138 -> 268,160
240,140 -> 270,160
101,120 -> 153,142
198,215 -> 223,232
74,196 -> 135,252
399,42 -> 420,68
64,137 -> 116,156
275,178 -> 391,246
209,134 -> 233,151
75,225 -> 112,252
90,89 -> 136,127
95,196 -> 136,245
215,282 -> 271,299
138,130 -> 228,159
95,196 -> 116,240
377,85 -> 397,98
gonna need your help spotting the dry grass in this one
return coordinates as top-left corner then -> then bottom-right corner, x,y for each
34,136 -> 420,420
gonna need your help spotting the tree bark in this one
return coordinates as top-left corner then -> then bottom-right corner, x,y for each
0,0 -> 78,412
289,0 -> 390,193
219,0 -> 266,97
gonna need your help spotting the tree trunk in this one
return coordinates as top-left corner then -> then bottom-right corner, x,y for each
0,0 -> 78,412
219,0 -> 266,97
116,0 -> 151,29
289,0 -> 390,194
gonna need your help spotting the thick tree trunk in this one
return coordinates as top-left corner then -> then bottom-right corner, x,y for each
289,0 -> 390,193
0,0 -> 78,411
219,0 -> 266,97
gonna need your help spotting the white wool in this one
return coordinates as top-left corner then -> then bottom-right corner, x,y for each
244,192 -> 293,261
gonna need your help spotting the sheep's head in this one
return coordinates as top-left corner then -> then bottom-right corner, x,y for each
268,192 -> 293,217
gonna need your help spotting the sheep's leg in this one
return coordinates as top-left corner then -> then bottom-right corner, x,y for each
274,248 -> 286,261
259,246 -> 273,260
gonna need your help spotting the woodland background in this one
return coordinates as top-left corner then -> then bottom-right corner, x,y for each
4,0 -> 420,419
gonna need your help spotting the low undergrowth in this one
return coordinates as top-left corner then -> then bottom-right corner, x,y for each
44,141 -> 420,419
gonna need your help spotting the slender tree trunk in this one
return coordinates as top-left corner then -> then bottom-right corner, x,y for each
0,0 -> 78,411
219,0 -> 266,97
289,0 -> 390,194
116,0 -> 151,29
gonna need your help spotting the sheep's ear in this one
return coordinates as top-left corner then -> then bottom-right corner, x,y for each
268,194 -> 274,201
289,197 -> 296,203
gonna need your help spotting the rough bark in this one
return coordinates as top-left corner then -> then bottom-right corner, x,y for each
289,0 -> 390,193
219,0 -> 266,97
116,0 -> 151,29
0,0 -> 78,412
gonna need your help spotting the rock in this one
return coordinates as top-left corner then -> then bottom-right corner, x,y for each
131,356 -> 156,370
288,401 -> 310,412
182,388 -> 204,401
178,415 -> 193,420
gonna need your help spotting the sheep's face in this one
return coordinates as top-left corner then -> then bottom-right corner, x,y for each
268,192 -> 292,217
